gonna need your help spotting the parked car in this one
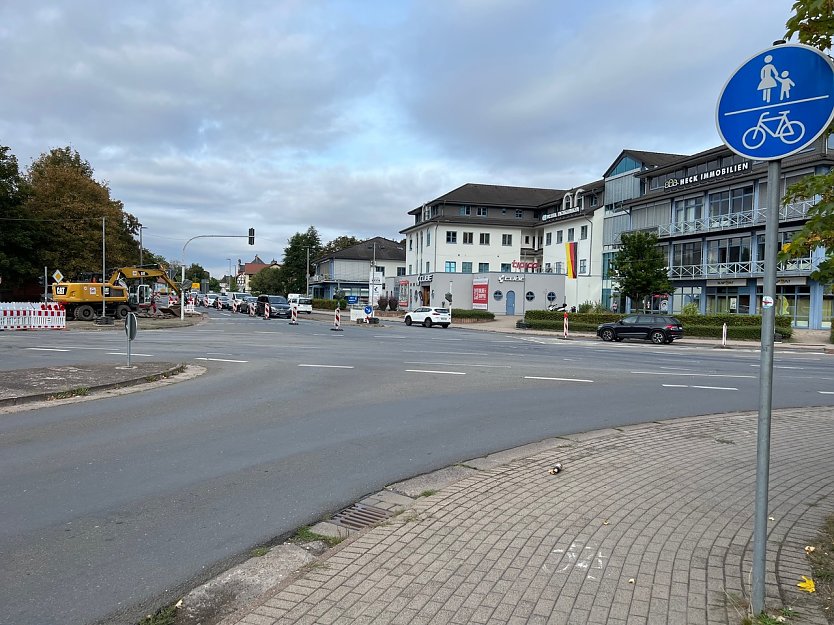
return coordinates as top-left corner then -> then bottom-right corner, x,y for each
256,294 -> 291,318
229,292 -> 249,311
236,295 -> 258,313
203,292 -> 220,307
216,295 -> 231,309
404,307 -> 451,328
597,314 -> 684,344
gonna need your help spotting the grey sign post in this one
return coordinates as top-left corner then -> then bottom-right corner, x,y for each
717,41 -> 834,614
124,312 -> 138,367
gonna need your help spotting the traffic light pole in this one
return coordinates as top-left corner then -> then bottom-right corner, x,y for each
180,230 -> 255,320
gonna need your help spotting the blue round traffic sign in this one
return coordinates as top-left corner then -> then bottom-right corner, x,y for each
716,43 -> 834,160
364,305 -> 373,315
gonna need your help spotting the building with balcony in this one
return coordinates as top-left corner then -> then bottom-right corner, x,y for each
604,139 -> 834,328
396,182 -> 605,314
309,237 -> 405,302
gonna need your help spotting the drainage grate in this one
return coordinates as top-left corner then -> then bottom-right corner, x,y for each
330,503 -> 392,530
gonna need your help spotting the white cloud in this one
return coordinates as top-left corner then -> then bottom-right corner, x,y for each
0,0 -> 797,277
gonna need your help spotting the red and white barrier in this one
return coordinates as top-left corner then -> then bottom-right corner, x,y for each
289,303 -> 298,325
331,306 -> 343,332
0,302 -> 65,331
563,311 -> 568,339
263,303 -> 270,320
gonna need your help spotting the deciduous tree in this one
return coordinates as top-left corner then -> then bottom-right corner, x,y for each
610,231 -> 674,312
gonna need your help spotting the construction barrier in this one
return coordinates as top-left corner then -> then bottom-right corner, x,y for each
289,303 -> 298,325
0,302 -> 66,331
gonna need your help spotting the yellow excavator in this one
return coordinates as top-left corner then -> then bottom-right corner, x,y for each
51,264 -> 183,321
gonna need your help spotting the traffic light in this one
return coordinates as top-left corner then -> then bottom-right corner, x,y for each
248,227 -> 255,245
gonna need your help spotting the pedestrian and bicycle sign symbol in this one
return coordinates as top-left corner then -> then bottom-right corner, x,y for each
717,43 -> 834,160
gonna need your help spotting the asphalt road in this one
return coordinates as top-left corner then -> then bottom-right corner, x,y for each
2,311 -> 834,625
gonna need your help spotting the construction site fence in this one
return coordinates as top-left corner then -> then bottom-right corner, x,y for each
0,302 -> 66,331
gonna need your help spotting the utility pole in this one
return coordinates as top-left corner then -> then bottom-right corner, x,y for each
306,246 -> 311,297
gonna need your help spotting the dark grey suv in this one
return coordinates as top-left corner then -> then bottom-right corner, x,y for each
597,314 -> 684,344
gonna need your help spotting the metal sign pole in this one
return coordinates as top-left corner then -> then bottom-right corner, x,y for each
751,159 -> 781,613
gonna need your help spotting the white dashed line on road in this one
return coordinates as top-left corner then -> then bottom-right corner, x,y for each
631,371 -> 755,379
25,347 -> 70,352
298,364 -> 354,369
107,352 -> 154,357
404,362 -> 511,368
524,376 -> 594,383
405,369 -> 466,375
194,357 -> 249,363
663,384 -> 738,391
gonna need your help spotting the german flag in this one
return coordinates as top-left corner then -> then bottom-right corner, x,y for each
565,242 -> 577,279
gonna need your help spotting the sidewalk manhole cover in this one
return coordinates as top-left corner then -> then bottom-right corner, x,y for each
330,503 -> 392,530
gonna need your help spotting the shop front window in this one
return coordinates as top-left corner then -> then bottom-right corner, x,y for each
756,285 -> 810,328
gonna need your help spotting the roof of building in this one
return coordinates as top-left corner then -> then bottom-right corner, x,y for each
602,149 -> 690,178
409,183 -> 565,214
316,236 -> 405,263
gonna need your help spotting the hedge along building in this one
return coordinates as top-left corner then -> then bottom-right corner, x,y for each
604,138 -> 834,329
393,182 -> 606,314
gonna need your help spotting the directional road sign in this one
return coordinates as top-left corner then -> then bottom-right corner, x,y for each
717,43 -> 834,160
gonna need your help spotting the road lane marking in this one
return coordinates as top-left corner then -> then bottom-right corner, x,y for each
25,347 -> 70,352
818,391 -> 834,395
194,357 -> 249,363
404,361 -> 511,368
663,384 -> 738,391
107,352 -> 154,357
524,376 -> 594,383
298,364 -> 354,369
402,350 -> 488,356
405,369 -> 466,375
631,371 -> 754,379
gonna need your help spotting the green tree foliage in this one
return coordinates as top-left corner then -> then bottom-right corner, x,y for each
0,145 -> 42,288
281,226 -> 322,294
23,147 -> 141,278
184,263 -> 209,284
610,231 -> 674,311
249,266 -> 283,294
780,1 -> 834,279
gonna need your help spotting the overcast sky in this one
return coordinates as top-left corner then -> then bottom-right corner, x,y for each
0,0 -> 795,279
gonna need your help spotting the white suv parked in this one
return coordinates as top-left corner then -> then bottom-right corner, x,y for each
404,307 -> 451,328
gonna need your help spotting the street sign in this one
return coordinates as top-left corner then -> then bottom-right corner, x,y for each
716,43 -> 834,160
124,312 -> 138,341
363,305 -> 373,315
347,295 -> 359,305
52,270 -> 64,283
762,295 -> 774,309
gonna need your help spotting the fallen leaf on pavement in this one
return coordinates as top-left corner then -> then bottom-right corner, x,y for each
804,545 -> 816,554
797,576 -> 816,593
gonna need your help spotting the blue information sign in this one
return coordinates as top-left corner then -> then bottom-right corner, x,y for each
716,43 -> 834,160
346,295 -> 359,304
364,305 -> 373,315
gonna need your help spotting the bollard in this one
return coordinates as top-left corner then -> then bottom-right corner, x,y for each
331,306 -> 343,332
289,303 -> 298,325
722,322 -> 728,347
263,302 -> 270,320
563,311 -> 569,339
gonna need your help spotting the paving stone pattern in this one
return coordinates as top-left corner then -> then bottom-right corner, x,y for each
228,408 -> 834,625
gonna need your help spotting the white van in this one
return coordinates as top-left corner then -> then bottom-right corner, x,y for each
287,293 -> 313,314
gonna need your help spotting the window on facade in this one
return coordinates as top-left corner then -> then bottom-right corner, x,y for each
557,230 -> 563,243
579,259 -> 587,274
672,241 -> 703,268
610,156 -> 641,176
516,209 -> 523,218
501,263 -> 511,272
525,291 -> 535,301
547,291 -> 557,302
445,261 -> 456,272
580,225 -> 588,240
426,230 -> 431,246
502,234 -> 512,246
567,228 -> 575,242
707,236 -> 752,265
409,238 -> 413,251
397,267 -> 406,276
674,196 -> 704,223
756,231 -> 797,260
480,233 -> 490,245
493,290 -> 503,301
446,231 -> 457,244
462,262 -> 472,273
425,261 -> 430,273
459,206 -> 471,216
524,235 -> 530,245
538,235 -> 543,248
546,232 -> 552,245
478,262 -> 490,272
477,207 -> 488,216
463,232 -> 473,244
590,195 -> 598,207
554,261 -> 563,274
408,264 -> 412,274
730,186 -> 754,213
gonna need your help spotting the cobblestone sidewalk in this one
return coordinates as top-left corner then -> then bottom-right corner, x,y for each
226,408 -> 834,625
